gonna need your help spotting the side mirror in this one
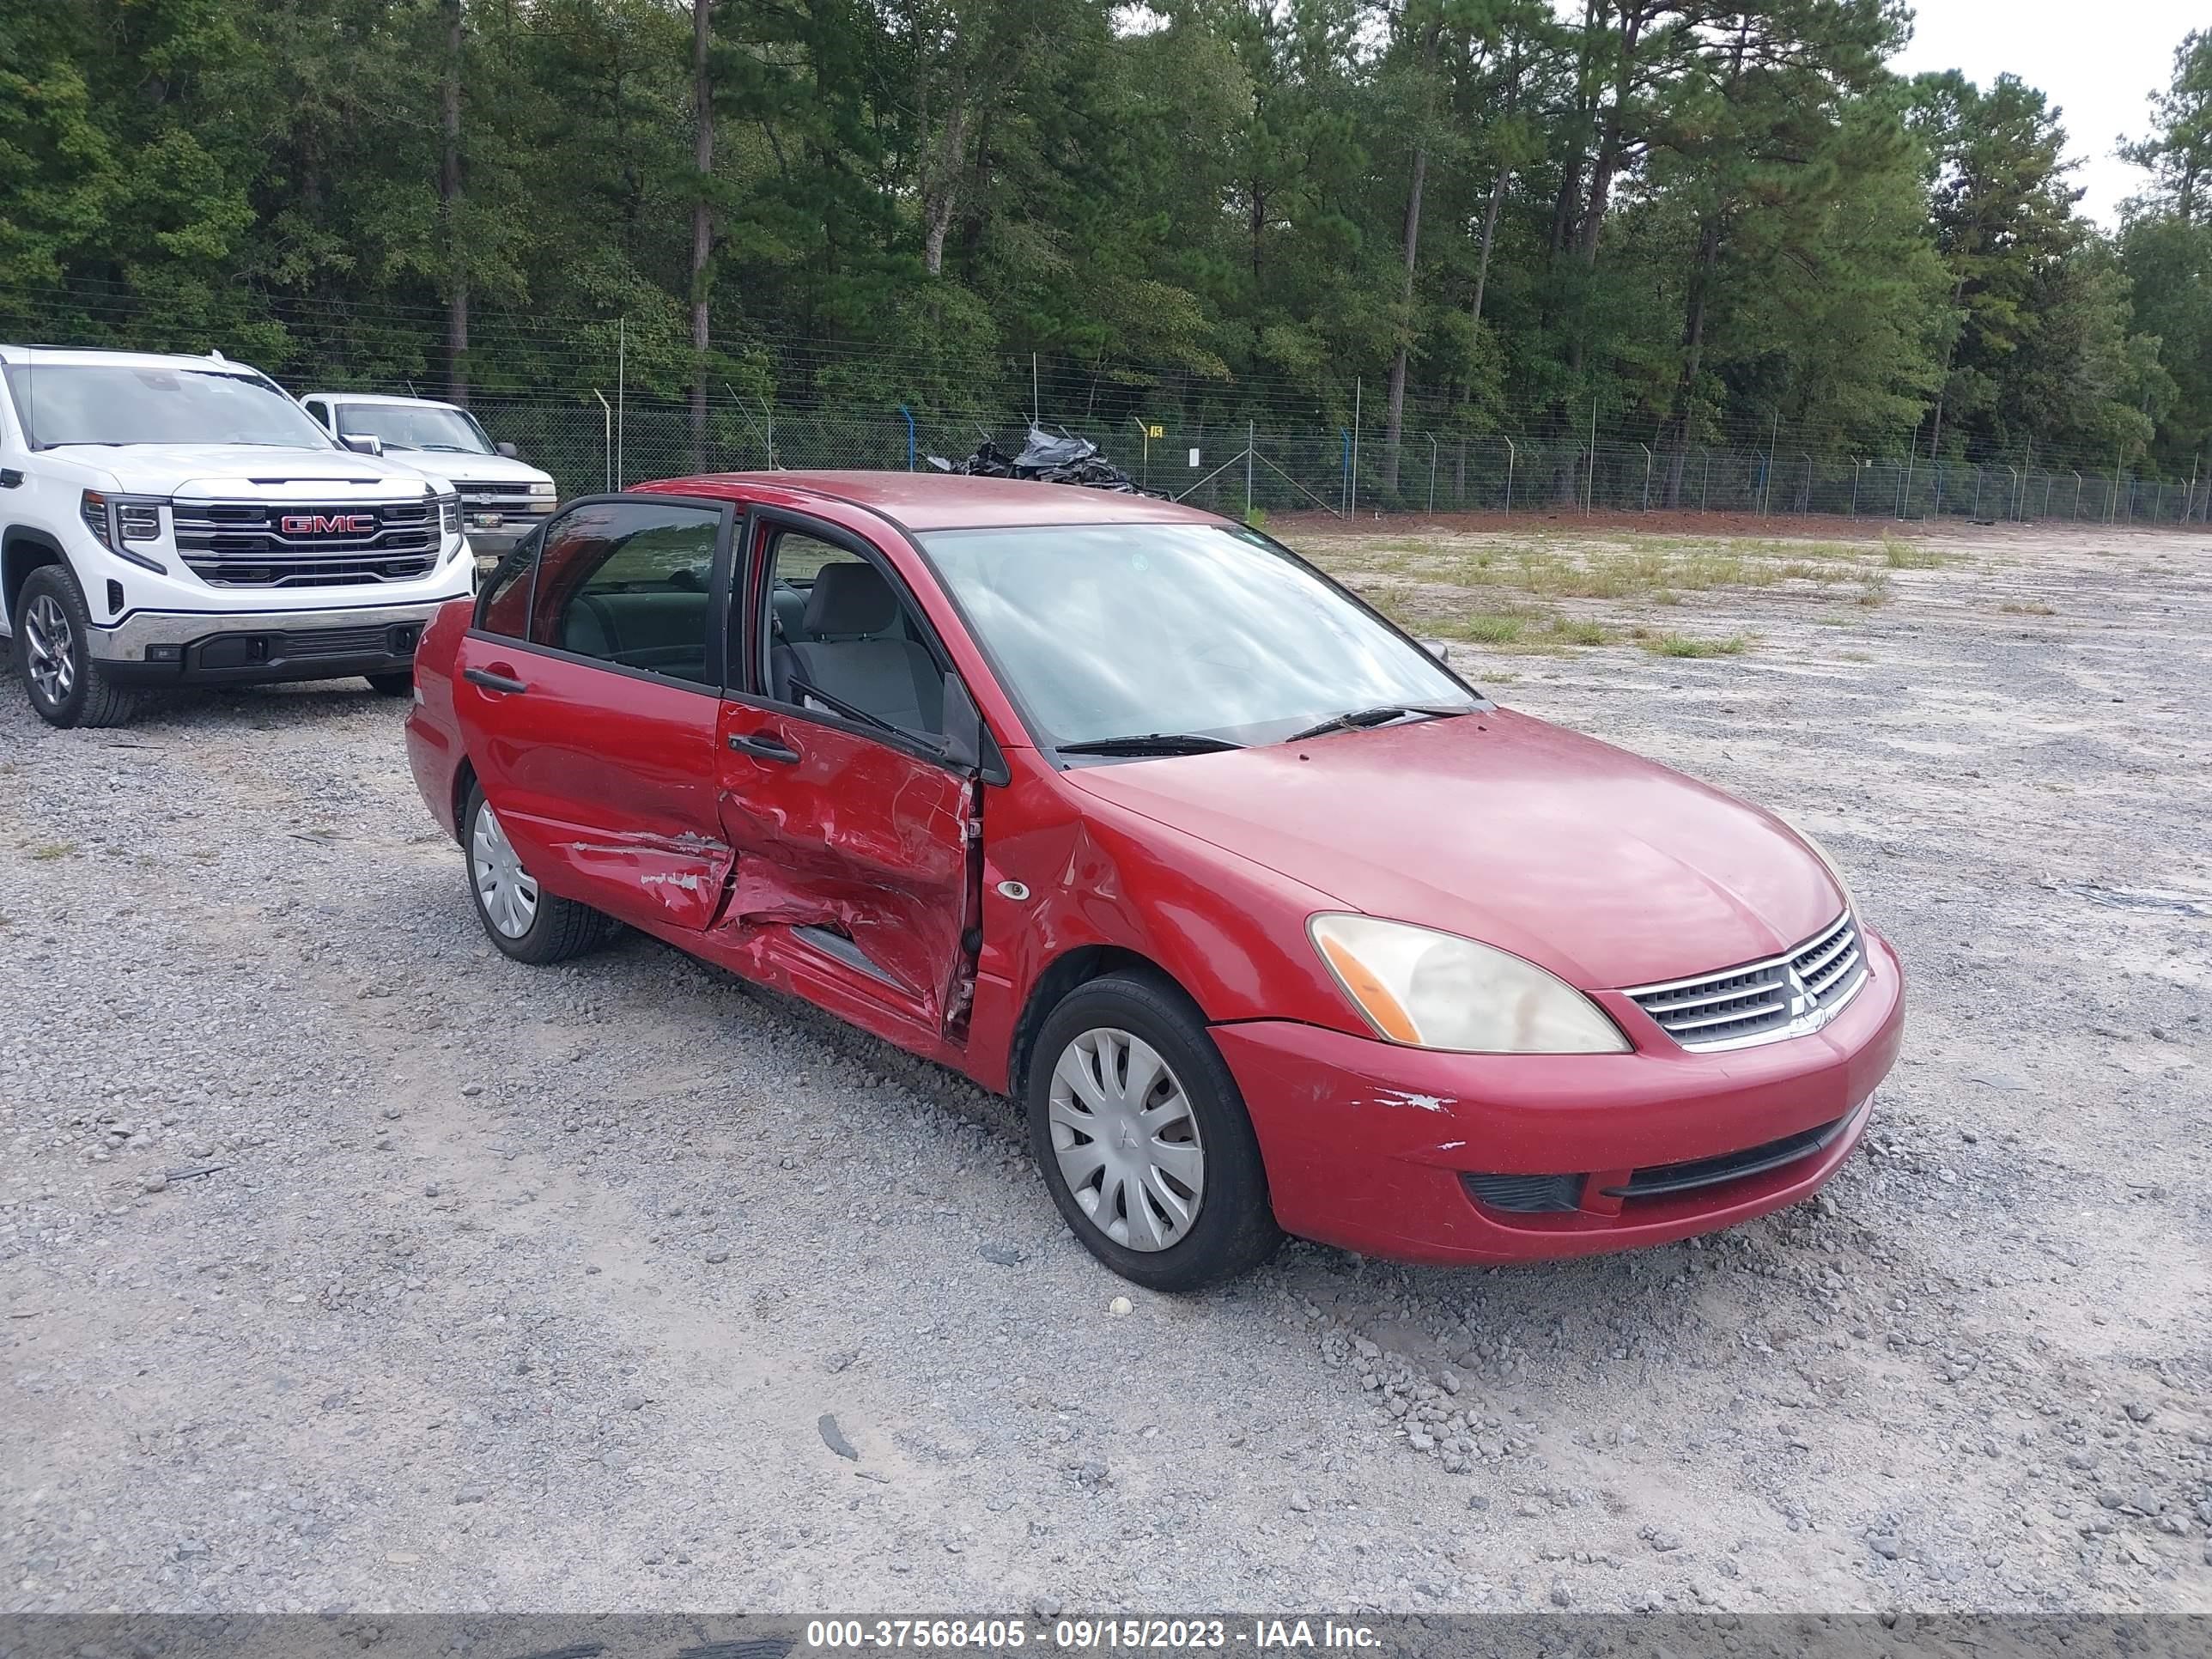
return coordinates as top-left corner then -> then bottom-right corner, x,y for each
341,433 -> 385,458
939,673 -> 982,773
938,673 -> 1006,783
495,441 -> 520,459
1415,635 -> 1452,664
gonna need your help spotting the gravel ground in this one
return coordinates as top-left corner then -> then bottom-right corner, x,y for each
3,519 -> 2209,1616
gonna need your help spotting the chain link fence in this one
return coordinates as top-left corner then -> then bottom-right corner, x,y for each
475,395 -> 2212,529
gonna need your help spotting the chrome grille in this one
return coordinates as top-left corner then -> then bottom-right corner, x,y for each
174,500 -> 438,587
1626,913 -> 1868,1051
458,485 -> 550,514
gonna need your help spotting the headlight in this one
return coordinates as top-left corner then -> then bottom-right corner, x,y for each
527,481 -> 556,499
1308,914 -> 1628,1054
437,492 -> 462,535
81,491 -> 168,572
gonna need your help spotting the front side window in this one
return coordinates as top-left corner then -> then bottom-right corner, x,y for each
920,523 -> 1475,749
337,402 -> 495,455
763,527 -> 945,739
523,500 -> 722,687
3,364 -> 337,450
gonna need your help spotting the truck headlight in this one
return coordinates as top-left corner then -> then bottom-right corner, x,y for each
81,491 -> 168,573
527,481 -> 556,499
436,492 -> 462,536
1309,914 -> 1629,1054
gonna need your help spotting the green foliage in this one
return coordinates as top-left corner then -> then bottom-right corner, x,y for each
0,0 -> 2203,482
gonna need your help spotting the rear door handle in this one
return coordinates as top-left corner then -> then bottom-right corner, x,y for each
0,469 -> 22,489
464,665 -> 528,695
727,731 -> 800,763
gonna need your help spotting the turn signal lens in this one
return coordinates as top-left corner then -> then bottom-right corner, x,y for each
1308,914 -> 1629,1054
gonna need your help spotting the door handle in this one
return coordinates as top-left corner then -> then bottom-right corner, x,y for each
0,469 -> 22,489
464,665 -> 528,695
727,731 -> 800,763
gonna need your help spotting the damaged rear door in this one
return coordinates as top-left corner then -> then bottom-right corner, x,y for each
454,494 -> 737,931
712,509 -> 981,1041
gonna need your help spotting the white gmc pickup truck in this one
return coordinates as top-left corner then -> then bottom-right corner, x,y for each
0,345 -> 477,728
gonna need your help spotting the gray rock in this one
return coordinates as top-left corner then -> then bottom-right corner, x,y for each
979,1243 -> 1023,1266
818,1414 -> 859,1461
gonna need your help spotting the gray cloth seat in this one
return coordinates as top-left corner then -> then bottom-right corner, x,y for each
561,590 -> 711,679
775,561 -> 942,736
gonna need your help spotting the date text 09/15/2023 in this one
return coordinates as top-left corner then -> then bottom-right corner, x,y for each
805,1618 -> 1384,1650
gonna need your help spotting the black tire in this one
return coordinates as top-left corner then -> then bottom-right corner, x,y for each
461,784 -> 614,964
14,565 -> 137,729
365,670 -> 415,696
1025,970 -> 1283,1291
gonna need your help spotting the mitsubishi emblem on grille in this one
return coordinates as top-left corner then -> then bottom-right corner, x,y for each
1784,965 -> 1814,1020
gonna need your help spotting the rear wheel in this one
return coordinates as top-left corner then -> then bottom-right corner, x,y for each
1025,971 -> 1282,1291
366,671 -> 415,696
462,785 -> 613,963
15,565 -> 137,729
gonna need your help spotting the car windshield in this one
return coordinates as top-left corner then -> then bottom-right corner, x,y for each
336,402 -> 495,454
920,522 -> 1479,749
7,363 -> 334,449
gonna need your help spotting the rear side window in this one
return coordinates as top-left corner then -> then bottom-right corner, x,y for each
529,500 -> 721,687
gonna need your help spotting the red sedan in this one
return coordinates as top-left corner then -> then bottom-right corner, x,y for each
404,473 -> 1904,1289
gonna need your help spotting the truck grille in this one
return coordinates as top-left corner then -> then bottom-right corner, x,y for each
174,501 -> 439,587
458,486 -> 550,516
1626,913 -> 1868,1051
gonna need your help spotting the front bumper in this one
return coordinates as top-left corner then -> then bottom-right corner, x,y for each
89,597 -> 465,686
1213,930 -> 1905,1265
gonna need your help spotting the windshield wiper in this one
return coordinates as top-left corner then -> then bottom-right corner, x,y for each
787,674 -> 943,751
1057,732 -> 1245,757
1284,704 -> 1472,744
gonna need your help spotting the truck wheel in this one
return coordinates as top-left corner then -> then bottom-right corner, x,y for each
365,671 -> 415,696
15,565 -> 137,729
462,785 -> 613,963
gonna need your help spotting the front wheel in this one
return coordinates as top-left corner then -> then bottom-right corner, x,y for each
1025,971 -> 1282,1291
14,565 -> 137,729
462,785 -> 613,963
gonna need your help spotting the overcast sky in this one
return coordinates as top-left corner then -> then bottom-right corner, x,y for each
1892,0 -> 2197,225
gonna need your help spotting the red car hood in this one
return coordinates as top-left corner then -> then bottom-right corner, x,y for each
1065,708 -> 1845,990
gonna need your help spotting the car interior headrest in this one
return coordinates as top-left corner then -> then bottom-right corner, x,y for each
803,561 -> 899,636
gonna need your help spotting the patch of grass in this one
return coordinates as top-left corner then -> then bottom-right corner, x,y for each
1839,650 -> 1875,662
1999,600 -> 2057,616
1881,536 -> 1945,568
1547,617 -> 1611,647
1243,506 -> 1270,531
1644,633 -> 1750,659
27,842 -> 75,861
1442,612 -> 1528,644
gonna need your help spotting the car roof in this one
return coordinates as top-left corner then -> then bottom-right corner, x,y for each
647,471 -> 1227,532
0,344 -> 270,374
301,391 -> 465,410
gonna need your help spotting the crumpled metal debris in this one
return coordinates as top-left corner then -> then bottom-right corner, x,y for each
928,424 -> 1145,492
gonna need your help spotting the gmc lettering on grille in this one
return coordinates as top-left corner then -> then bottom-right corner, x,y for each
279,513 -> 376,536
